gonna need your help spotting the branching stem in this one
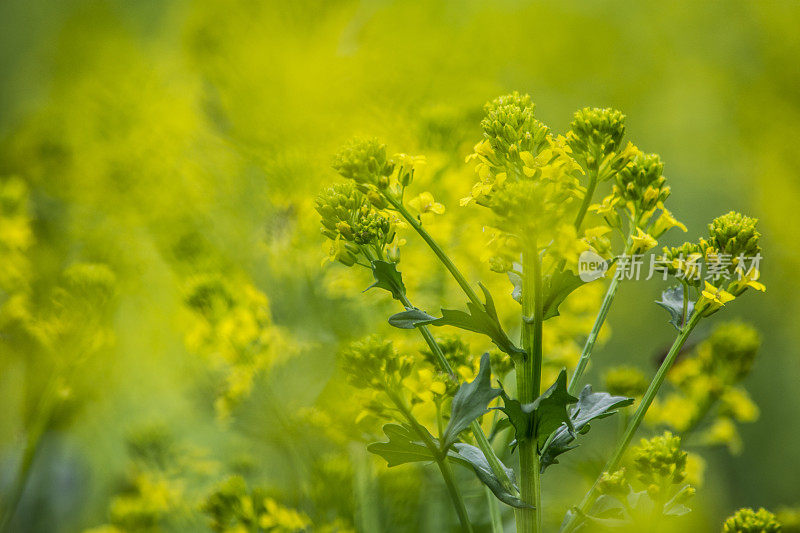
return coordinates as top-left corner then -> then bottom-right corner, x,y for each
561,311 -> 702,532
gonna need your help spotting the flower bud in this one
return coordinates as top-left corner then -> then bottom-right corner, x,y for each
315,183 -> 395,259
568,107 -> 626,172
707,211 -> 761,259
332,138 -> 393,187
614,152 -> 669,214
722,507 -> 781,533
481,92 -> 549,158
630,431 -> 687,488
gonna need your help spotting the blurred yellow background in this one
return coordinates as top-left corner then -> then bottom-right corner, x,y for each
1,1 -> 799,531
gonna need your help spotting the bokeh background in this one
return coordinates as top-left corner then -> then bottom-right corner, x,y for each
1,0 -> 799,531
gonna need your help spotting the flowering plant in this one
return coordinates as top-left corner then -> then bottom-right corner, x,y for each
317,93 -> 774,532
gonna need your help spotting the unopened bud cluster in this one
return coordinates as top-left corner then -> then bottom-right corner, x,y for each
480,91 -> 549,163
722,507 -> 781,533
631,431 -> 687,490
315,182 -> 396,266
567,107 -> 628,174
340,336 -> 412,391
332,138 -> 394,189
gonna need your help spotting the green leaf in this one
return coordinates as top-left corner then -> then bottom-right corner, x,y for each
655,285 -> 695,330
367,424 -> 436,467
540,385 -> 633,471
388,307 -> 436,329
498,369 -> 578,449
388,283 -> 524,356
541,270 -> 586,320
442,353 -> 501,449
366,260 -> 406,301
448,443 -> 531,509
368,425 -> 533,509
509,268 -> 585,321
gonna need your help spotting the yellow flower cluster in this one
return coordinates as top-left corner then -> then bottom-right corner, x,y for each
183,274 -> 287,420
592,150 -> 687,253
658,212 -> 764,315
647,321 -> 761,454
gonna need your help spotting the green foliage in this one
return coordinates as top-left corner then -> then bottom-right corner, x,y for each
499,370 -> 578,449
656,286 -> 696,330
367,260 -> 406,301
442,353 -> 501,449
389,283 -> 524,356
540,386 -> 634,470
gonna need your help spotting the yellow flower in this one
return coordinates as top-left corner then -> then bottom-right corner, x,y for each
651,208 -> 687,238
731,267 -> 766,294
630,227 -> 657,254
700,281 -> 735,307
409,192 -> 445,215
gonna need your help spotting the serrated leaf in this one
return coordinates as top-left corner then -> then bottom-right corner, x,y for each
367,424 -> 436,467
655,285 -> 695,330
388,283 -> 524,356
366,260 -> 406,300
540,385 -> 633,471
498,369 -> 577,449
442,353 -> 501,449
509,268 -> 585,321
448,443 -> 531,509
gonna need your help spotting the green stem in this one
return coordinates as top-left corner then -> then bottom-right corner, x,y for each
574,170 -> 599,231
0,374 -> 60,533
568,275 -> 620,396
392,214 -> 517,497
388,390 -> 473,532
561,311 -> 702,532
568,228 -> 635,395
351,444 -> 382,533
439,458 -> 474,533
486,486 -> 504,533
516,244 -> 543,533
386,195 -> 482,307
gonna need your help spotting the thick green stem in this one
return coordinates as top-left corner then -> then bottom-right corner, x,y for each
561,312 -> 702,532
515,245 -> 543,533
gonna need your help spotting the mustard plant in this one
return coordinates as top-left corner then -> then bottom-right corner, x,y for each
317,93 -> 772,533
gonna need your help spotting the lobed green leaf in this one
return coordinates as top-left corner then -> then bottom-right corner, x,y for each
540,385 -> 633,471
442,353 -> 501,449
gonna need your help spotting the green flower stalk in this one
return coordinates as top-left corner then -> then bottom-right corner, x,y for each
563,211 -> 765,533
